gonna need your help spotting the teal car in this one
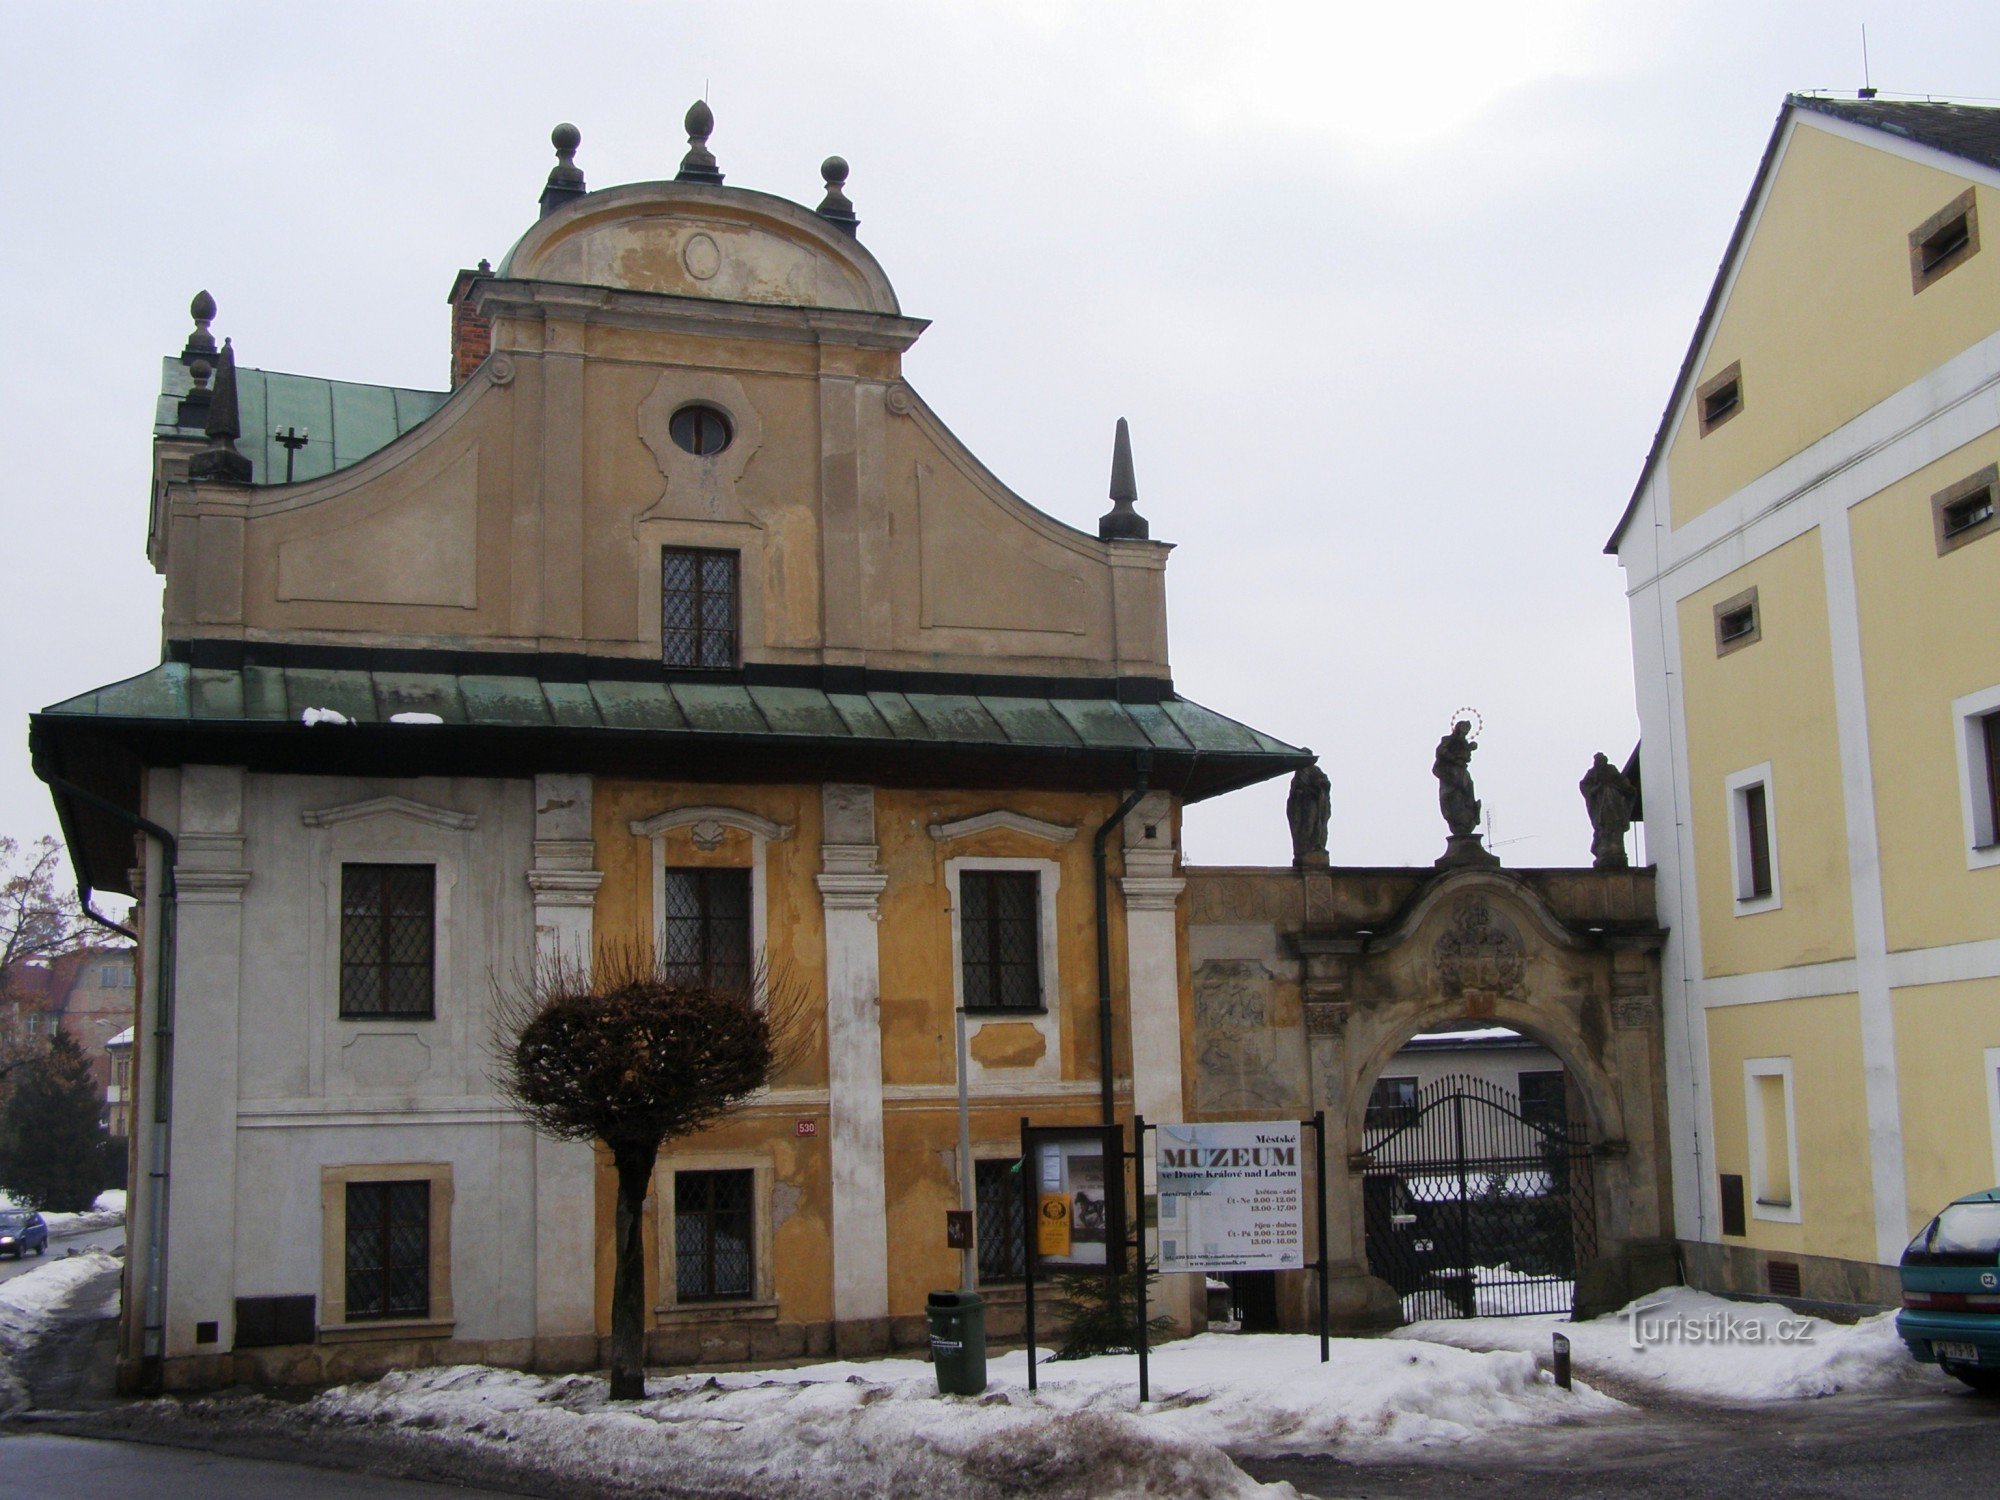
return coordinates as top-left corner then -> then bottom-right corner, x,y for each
1900,1189 -> 2000,1392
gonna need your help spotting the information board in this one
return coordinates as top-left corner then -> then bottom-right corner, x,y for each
1153,1121 -> 1305,1273
1022,1124 -> 1124,1273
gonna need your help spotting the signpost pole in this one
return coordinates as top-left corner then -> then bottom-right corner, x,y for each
1134,1112 -> 1149,1405
1313,1109 -> 1329,1363
955,1007 -> 974,1293
1021,1116 -> 1036,1393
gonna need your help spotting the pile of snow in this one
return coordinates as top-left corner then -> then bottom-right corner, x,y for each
0,1250 -> 122,1416
1399,1285 -> 1933,1400
1,1189 -> 126,1239
301,707 -> 351,727
299,1334 -> 1610,1499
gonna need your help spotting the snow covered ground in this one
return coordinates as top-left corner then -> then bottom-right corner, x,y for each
0,1188 -> 126,1239
1399,1285 -> 1937,1401
0,1249 -> 121,1415
1401,1264 -> 1576,1320
286,1334 -> 1612,1500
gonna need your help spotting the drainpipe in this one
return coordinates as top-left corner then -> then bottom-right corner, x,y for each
37,769 -> 177,1394
1092,751 -> 1152,1125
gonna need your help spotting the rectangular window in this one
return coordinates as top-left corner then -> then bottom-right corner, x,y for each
1745,1057 -> 1799,1223
675,1169 -> 754,1301
1727,767 -> 1779,910
1911,187 -> 1979,292
1696,361 -> 1743,436
959,871 -> 1042,1010
1712,585 -> 1760,656
1718,1173 -> 1747,1237
1934,464 -> 1998,555
975,1157 -> 1026,1283
1955,688 -> 2000,868
344,1180 -> 430,1320
1518,1070 -> 1567,1133
661,547 -> 739,669
1985,714 -> 2000,846
1364,1075 -> 1419,1132
660,868 -> 752,991
340,864 -> 435,1018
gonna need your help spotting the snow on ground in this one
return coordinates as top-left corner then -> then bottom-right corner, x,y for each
298,1333 -> 1613,1500
0,1249 -> 121,1415
1402,1265 -> 1576,1321
0,1189 -> 127,1238
1398,1285 -> 1934,1401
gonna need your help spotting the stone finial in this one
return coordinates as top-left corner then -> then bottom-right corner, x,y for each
187,338 -> 253,483
816,156 -> 858,236
182,290 -> 218,363
1098,417 -> 1150,540
539,123 -> 587,218
677,99 -> 724,185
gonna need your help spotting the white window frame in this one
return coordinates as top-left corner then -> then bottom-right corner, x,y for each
1744,1056 -> 1801,1225
1985,1046 -> 2000,1185
629,806 -> 793,1004
1725,763 -> 1782,914
945,855 -> 1064,1086
1952,684 -> 2000,870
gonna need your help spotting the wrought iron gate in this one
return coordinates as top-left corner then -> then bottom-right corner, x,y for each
1360,1074 -> 1595,1319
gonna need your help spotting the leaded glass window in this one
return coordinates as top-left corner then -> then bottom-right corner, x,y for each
975,1157 -> 1026,1283
661,868 -> 752,992
675,1169 -> 754,1301
345,1180 -> 430,1320
340,864 -> 435,1018
959,870 -> 1040,1010
662,547 -> 738,669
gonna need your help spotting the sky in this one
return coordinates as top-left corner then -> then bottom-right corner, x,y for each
2,1 -> 1996,881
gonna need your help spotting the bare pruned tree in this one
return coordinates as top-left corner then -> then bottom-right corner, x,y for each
492,942 -> 811,1401
0,837 -> 86,976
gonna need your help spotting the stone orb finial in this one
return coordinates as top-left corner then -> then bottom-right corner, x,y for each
816,155 -> 858,236
551,121 -> 581,157
685,99 -> 714,141
190,289 -> 216,323
821,155 -> 849,187
677,99 -> 724,185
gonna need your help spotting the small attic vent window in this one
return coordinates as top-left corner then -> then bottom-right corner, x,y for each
1934,463 -> 1999,555
669,404 -> 733,457
1697,362 -> 1743,436
1713,586 -> 1761,656
1911,188 -> 1979,292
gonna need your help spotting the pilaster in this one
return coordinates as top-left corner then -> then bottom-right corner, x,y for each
817,784 -> 889,1340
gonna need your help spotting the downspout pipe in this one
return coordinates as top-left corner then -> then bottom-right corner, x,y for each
37,769 -> 177,1394
1092,750 -> 1152,1126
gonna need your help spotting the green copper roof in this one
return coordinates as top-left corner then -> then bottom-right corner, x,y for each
156,359 -> 448,486
41,662 -> 1300,760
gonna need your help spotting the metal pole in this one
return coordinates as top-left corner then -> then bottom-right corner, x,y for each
1134,1113 -> 1149,1405
956,1006 -> 974,1293
1455,1091 -> 1471,1318
1021,1116 -> 1036,1393
1313,1109 -> 1329,1363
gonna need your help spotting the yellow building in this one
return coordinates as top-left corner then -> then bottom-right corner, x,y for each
32,109 -> 1304,1388
1610,95 -> 2000,1306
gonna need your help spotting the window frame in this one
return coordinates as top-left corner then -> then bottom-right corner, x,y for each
337,862 -> 438,1020
318,1162 -> 454,1341
1725,763 -> 1782,914
1363,1075 -> 1419,1133
656,1152 -> 776,1318
957,868 -> 1044,1013
1933,463 -> 1999,557
672,1167 -> 757,1303
342,1178 -> 432,1322
1712,585 -> 1761,657
1696,361 -> 1744,437
1517,1069 -> 1568,1133
974,1154 -> 1027,1285
1743,1057 -> 1801,1224
668,403 -> 734,457
1952,685 -> 2000,870
1910,187 -> 1980,293
944,854 -> 1065,1086
659,866 -> 754,992
660,545 -> 740,671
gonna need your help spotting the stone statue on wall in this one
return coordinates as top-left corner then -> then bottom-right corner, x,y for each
1286,763 -> 1330,864
1580,752 -> 1637,870
1433,721 -> 1481,836
1433,720 -> 1498,867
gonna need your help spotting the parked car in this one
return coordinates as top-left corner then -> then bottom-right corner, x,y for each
0,1211 -> 47,1259
1898,1188 -> 2000,1391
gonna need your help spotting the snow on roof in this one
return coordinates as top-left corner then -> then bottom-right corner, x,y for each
1406,1026 -> 1526,1045
107,1027 -> 133,1048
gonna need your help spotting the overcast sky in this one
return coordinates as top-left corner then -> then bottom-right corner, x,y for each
3,1 -> 1996,885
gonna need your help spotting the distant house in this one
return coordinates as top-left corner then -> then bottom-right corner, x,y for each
0,944 -> 135,1094
106,1026 -> 134,1143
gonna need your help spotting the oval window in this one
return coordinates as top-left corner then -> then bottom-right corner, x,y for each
669,404 -> 732,457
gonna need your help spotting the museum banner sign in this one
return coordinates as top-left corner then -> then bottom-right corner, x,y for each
1154,1120 -> 1305,1273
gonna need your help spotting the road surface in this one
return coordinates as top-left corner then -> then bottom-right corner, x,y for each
0,1224 -> 124,1284
0,1433 -> 527,1498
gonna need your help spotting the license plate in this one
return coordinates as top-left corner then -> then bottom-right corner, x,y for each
1937,1341 -> 1980,1364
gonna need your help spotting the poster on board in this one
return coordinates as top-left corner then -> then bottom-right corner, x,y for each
1153,1121 -> 1305,1273
1023,1125 -> 1124,1272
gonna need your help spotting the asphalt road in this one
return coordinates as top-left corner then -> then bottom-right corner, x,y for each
0,1434 -> 527,1499
1243,1379 -> 2000,1498
0,1225 -> 125,1283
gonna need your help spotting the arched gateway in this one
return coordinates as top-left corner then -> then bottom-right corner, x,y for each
1184,862 -> 1675,1330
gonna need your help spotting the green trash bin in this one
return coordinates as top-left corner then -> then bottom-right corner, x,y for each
927,1289 -> 987,1395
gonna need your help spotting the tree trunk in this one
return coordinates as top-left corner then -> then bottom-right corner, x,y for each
609,1143 -> 656,1401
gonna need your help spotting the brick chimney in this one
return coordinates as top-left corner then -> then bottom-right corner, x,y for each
447,263 -> 492,387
